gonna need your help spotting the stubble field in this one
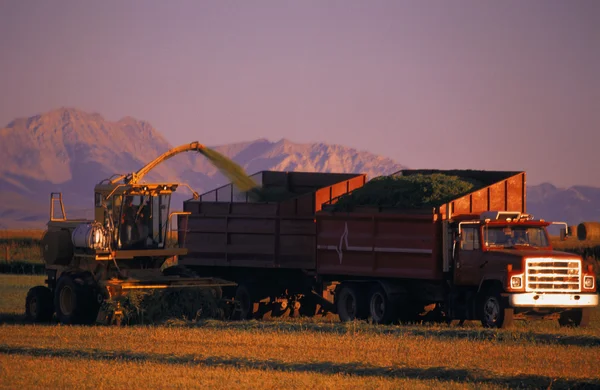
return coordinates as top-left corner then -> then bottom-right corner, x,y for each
1,274 -> 599,389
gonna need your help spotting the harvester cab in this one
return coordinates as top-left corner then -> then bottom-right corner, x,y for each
93,181 -> 180,251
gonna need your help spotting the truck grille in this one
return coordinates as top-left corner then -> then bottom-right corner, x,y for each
525,258 -> 581,293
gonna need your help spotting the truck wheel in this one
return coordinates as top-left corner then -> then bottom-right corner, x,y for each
368,286 -> 396,324
54,274 -> 99,325
25,286 -> 54,323
479,289 -> 513,329
336,284 -> 367,322
234,284 -> 260,320
558,309 -> 591,327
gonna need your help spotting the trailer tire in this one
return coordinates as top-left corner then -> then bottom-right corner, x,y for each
479,288 -> 513,329
368,286 -> 396,324
558,308 -> 591,328
234,284 -> 260,320
54,274 -> 99,325
336,284 -> 367,322
25,286 -> 54,323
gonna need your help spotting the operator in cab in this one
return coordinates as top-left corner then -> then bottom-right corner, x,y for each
121,196 -> 136,247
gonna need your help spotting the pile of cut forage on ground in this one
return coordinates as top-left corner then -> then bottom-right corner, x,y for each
330,173 -> 479,211
109,287 -> 225,325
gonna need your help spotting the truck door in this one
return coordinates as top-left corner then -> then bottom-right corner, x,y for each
454,226 -> 482,286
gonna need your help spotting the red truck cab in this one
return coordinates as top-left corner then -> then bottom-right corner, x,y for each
453,211 -> 597,327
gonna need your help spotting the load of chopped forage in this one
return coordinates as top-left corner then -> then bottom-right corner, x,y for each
330,173 -> 480,211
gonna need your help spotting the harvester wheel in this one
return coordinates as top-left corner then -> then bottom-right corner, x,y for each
336,284 -> 367,322
558,308 -> 591,328
25,286 -> 54,323
54,274 -> 99,325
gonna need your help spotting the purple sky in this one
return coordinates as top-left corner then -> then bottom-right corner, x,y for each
1,1 -> 598,187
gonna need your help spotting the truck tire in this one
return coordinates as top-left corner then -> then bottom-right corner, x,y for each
54,274 -> 99,325
368,286 -> 396,324
336,284 -> 367,322
25,286 -> 54,323
479,289 -> 513,329
558,308 -> 591,327
234,284 -> 260,320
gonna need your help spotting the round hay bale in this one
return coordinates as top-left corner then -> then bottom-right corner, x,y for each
577,222 -> 600,241
569,225 -> 578,236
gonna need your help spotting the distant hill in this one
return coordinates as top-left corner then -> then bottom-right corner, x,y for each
1,108 -> 598,229
527,183 -> 600,227
0,108 -> 405,228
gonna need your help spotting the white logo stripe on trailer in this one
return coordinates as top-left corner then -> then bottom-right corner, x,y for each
317,245 -> 432,254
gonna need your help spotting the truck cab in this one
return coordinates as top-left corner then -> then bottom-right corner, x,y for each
452,211 -> 597,327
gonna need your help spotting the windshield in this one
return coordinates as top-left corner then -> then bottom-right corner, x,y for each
116,193 -> 171,250
483,225 -> 549,248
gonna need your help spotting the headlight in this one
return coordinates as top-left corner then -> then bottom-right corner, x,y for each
511,275 -> 523,289
584,276 -> 595,289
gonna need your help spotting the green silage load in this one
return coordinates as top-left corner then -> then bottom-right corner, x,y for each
331,173 -> 479,211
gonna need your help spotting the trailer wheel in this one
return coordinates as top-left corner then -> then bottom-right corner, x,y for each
479,289 -> 513,329
234,284 -> 260,320
558,309 -> 591,327
368,286 -> 396,324
336,284 -> 367,322
54,274 -> 99,325
25,286 -> 54,323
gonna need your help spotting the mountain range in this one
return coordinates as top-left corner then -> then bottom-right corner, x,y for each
1,108 -> 598,229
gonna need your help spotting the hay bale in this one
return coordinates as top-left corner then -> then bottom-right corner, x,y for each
577,222 -> 600,241
568,225 -> 578,236
330,173 -> 479,212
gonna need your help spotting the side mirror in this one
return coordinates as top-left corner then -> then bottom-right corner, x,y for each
560,228 -> 567,241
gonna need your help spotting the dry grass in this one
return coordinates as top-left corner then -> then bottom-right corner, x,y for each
0,323 -> 598,389
1,274 -> 599,388
2,270 -> 600,388
0,274 -> 45,317
0,354 -> 498,390
550,236 -> 600,251
0,229 -> 44,239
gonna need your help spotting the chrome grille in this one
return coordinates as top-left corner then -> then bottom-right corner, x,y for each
525,258 -> 581,292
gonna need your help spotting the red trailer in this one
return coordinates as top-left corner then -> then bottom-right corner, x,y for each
179,170 -> 597,328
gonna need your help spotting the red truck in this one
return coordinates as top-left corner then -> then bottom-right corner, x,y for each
178,170 -> 598,328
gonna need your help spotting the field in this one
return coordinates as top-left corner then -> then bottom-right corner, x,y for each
1,230 -> 599,388
1,274 -> 599,389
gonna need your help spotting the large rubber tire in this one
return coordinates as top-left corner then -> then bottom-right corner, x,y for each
25,286 -> 54,323
368,286 -> 396,324
234,284 -> 260,320
54,274 -> 100,325
558,308 -> 591,328
479,289 -> 513,329
336,284 -> 367,322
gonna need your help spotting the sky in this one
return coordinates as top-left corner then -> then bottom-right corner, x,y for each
0,0 -> 598,187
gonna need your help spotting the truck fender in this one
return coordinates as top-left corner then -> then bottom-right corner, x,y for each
477,277 -> 504,295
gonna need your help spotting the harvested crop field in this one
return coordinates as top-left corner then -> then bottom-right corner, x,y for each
1,275 -> 599,389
